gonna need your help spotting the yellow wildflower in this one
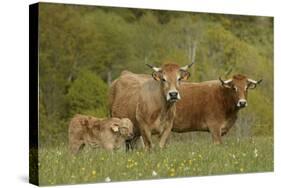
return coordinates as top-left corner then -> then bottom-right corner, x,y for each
157,162 -> 160,168
169,168 -> 176,176
92,170 -> 96,176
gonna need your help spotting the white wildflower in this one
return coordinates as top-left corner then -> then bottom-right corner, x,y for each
152,170 -> 158,176
254,148 -> 258,158
184,167 -> 189,171
105,177 -> 111,182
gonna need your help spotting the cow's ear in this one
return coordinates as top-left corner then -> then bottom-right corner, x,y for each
247,82 -> 257,89
152,71 -> 162,81
179,70 -> 190,81
110,124 -> 119,132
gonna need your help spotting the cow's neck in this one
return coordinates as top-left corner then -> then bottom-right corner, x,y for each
160,98 -> 176,122
165,101 -> 176,110
221,88 -> 239,115
155,84 -> 177,116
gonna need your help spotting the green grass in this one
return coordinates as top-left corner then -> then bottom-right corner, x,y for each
37,136 -> 273,186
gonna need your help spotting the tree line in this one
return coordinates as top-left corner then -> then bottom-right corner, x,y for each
38,3 -> 273,146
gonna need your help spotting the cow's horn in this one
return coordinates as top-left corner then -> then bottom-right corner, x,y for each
180,61 -> 195,71
219,77 -> 224,85
188,61 -> 195,68
248,78 -> 262,84
145,63 -> 161,72
224,79 -> 232,84
219,77 -> 232,85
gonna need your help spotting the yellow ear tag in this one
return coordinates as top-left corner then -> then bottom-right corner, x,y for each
111,125 -> 119,132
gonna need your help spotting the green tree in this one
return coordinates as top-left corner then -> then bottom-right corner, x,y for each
66,70 -> 108,117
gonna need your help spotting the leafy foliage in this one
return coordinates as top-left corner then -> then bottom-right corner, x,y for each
66,70 -> 108,117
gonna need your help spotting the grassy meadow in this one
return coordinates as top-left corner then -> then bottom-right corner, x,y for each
37,135 -> 273,186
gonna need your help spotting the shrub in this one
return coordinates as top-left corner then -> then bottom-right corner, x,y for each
66,70 -> 108,118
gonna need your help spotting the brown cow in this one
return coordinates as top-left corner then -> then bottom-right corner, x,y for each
68,114 -> 134,154
109,62 -> 193,149
173,74 -> 262,144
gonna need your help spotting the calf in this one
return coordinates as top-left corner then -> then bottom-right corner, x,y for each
68,114 -> 134,153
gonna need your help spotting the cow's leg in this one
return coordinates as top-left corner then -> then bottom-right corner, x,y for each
103,143 -> 114,151
139,124 -> 153,149
210,128 -> 222,144
159,121 -> 173,148
125,136 -> 140,151
69,140 -> 84,154
125,139 -> 133,151
138,136 -> 145,149
207,120 -> 224,144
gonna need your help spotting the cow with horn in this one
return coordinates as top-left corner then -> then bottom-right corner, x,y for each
173,74 -> 262,144
109,61 -> 194,149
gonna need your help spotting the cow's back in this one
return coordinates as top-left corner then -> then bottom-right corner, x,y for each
173,80 -> 224,132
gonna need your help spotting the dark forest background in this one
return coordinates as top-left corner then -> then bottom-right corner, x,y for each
38,3 -> 273,147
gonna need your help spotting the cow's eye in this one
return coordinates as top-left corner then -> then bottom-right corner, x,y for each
162,78 -> 166,82
233,87 -> 238,92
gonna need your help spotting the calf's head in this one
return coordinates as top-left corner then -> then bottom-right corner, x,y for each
146,62 -> 193,103
109,118 -> 134,139
219,74 -> 262,108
